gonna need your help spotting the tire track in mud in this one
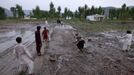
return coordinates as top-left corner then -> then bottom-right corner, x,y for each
0,23 -> 57,75
39,25 -> 77,75
81,34 -> 134,75
41,27 -> 134,75
0,24 -> 47,75
1,24 -> 134,75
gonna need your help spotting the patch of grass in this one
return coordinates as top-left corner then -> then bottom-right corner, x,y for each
0,19 -> 47,25
65,19 -> 134,32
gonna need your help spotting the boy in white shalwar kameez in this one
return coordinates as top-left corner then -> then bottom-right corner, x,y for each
45,20 -> 48,25
121,30 -> 132,51
14,37 -> 34,75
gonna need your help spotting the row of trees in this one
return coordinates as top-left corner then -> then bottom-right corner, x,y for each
0,7 -> 6,19
32,2 -> 62,19
0,4 -> 24,19
109,4 -> 134,20
10,4 -> 24,18
31,2 -> 103,19
31,2 -> 73,19
0,2 -> 134,20
75,5 -> 103,19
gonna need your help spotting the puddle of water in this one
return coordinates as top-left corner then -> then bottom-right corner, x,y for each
0,23 -> 49,54
0,30 -> 17,38
0,30 -> 34,53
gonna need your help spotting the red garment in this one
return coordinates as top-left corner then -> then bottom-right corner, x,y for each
42,29 -> 49,41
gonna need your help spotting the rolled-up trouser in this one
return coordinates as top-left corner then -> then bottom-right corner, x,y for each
19,55 -> 34,74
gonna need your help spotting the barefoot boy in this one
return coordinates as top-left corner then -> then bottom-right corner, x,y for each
14,37 -> 34,75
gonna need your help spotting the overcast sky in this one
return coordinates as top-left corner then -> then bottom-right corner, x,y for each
0,0 -> 134,12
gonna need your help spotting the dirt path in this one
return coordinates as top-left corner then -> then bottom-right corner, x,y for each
0,23 -> 55,75
0,23 -> 134,75
34,25 -> 134,75
34,25 -> 77,75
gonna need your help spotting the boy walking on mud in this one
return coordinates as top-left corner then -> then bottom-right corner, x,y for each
13,37 -> 34,75
121,30 -> 133,51
45,20 -> 48,25
35,26 -> 42,56
42,27 -> 49,42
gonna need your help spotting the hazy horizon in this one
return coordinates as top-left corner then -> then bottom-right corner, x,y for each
0,0 -> 134,12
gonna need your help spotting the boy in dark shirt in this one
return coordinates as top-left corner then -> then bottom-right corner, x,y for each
35,26 -> 42,56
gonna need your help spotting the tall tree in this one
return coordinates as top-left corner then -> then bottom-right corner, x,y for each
74,10 -> 79,18
90,6 -> 95,15
98,6 -> 103,14
67,9 -> 73,18
10,7 -> 17,18
120,3 -> 129,20
64,7 -> 68,18
16,4 -> 24,18
33,6 -> 41,19
84,4 -> 88,18
0,7 -> 6,19
116,9 -> 121,19
57,6 -> 61,18
78,6 -> 84,19
86,8 -> 91,15
109,8 -> 116,19
122,4 -> 126,10
130,7 -> 134,20
49,2 -> 55,18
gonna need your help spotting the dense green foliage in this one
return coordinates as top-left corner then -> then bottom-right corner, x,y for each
16,4 -> 24,18
10,4 -> 24,19
0,7 -> 6,19
10,7 -> 17,18
109,3 -> 134,20
1,3 -> 134,20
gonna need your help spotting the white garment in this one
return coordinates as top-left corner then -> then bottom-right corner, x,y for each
13,44 -> 34,74
122,34 -> 132,50
45,20 -> 48,25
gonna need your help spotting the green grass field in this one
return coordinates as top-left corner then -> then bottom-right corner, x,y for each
0,19 -> 134,33
65,19 -> 134,32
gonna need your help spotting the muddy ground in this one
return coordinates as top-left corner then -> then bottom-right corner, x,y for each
0,23 -> 134,75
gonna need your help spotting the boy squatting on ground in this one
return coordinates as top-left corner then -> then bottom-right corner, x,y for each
13,37 -> 34,75
77,37 -> 85,53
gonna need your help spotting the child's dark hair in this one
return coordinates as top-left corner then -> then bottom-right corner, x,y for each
37,26 -> 41,30
75,33 -> 78,36
44,27 -> 46,29
127,30 -> 132,34
16,37 -> 22,43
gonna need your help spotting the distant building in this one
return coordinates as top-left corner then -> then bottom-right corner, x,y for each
86,14 -> 105,21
